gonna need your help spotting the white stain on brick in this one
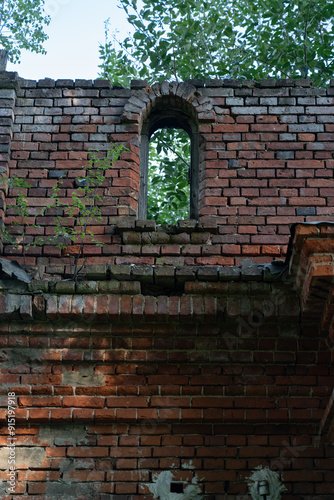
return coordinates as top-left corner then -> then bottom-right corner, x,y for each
247,466 -> 286,500
182,461 -> 196,469
147,470 -> 202,500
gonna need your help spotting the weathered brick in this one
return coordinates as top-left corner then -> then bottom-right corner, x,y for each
0,79 -> 333,496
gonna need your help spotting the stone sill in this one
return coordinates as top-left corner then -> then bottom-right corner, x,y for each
110,217 -> 218,234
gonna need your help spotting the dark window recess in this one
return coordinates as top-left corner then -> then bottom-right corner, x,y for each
139,107 -> 199,222
170,483 -> 184,493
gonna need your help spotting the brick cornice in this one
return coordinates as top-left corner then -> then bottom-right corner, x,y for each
0,280 -> 299,323
289,223 -> 334,339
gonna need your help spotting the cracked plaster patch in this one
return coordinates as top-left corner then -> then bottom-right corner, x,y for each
146,470 -> 202,500
39,424 -> 91,447
62,365 -> 106,386
247,466 -> 286,500
0,447 -> 46,469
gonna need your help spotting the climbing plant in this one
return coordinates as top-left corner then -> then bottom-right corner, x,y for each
0,145 -> 126,280
0,177 -> 44,264
47,145 -> 126,281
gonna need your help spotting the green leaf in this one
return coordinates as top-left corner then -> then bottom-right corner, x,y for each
0,0 -> 50,63
100,0 -> 334,86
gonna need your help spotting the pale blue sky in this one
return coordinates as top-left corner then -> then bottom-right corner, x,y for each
7,0 -> 135,80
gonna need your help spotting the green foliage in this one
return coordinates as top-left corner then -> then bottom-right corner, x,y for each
48,145 -> 126,281
108,0 -> 334,86
147,128 -> 190,225
0,177 -> 44,263
236,0 -> 334,85
98,18 -> 139,87
0,0 -> 50,63
1,145 -> 126,280
118,0 -> 238,81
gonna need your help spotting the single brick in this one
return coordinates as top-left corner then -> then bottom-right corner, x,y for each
109,264 -> 132,281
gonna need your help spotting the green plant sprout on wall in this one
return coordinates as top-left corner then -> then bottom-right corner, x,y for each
0,145 -> 126,280
0,177 -> 45,265
48,145 -> 126,282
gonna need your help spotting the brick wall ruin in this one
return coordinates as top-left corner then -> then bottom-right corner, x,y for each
0,74 -> 333,266
0,72 -> 333,499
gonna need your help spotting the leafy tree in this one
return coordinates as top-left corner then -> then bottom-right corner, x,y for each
0,0 -> 50,63
98,19 -> 138,87
237,0 -> 334,86
116,0 -> 238,81
103,0 -> 334,86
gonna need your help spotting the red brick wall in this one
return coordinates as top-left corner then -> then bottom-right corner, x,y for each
0,75 -> 333,267
0,73 -> 333,499
0,282 -> 333,499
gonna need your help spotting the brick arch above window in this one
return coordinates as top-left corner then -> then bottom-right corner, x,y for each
121,81 -> 216,220
121,81 -> 216,126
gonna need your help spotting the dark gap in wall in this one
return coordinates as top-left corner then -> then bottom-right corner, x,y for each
170,483 -> 183,493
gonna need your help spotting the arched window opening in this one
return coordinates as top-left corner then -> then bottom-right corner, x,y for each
139,109 -> 199,223
147,127 -> 190,225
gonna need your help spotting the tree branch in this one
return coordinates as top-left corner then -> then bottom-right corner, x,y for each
152,133 -> 190,169
0,0 -> 8,35
239,46 -> 291,79
313,56 -> 334,86
0,0 -> 6,29
303,0 -> 311,74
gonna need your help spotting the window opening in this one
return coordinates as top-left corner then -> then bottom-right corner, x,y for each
139,109 -> 199,223
147,127 -> 191,225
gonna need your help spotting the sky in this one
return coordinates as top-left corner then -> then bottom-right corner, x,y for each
7,0 -> 134,80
